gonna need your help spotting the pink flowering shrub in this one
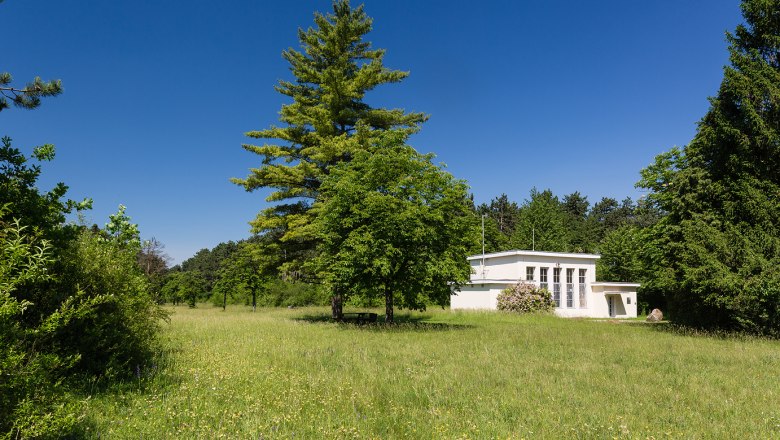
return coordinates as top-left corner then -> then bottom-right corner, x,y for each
496,282 -> 554,314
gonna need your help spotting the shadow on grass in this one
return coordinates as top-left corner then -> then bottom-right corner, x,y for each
622,320 -> 777,341
293,312 -> 473,332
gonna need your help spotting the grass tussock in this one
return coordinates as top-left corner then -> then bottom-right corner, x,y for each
83,306 -> 780,438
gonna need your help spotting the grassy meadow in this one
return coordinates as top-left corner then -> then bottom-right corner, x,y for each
82,306 -> 780,438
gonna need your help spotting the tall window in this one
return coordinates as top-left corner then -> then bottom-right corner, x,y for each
526,267 -> 535,282
540,267 -> 548,291
578,269 -> 587,308
553,267 -> 561,307
566,268 -> 574,308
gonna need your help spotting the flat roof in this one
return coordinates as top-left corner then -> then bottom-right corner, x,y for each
592,282 -> 641,287
467,249 -> 600,261
462,279 -> 518,285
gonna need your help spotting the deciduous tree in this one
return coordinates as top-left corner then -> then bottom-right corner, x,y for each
313,142 -> 476,323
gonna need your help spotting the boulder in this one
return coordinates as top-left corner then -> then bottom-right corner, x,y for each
646,308 -> 663,322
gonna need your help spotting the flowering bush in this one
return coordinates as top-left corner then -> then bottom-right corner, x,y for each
496,282 -> 554,314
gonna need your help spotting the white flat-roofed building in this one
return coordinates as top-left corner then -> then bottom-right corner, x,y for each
451,250 -> 639,318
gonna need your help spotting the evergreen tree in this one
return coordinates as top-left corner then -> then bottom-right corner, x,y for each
233,0 -> 426,278
638,0 -> 780,333
562,191 -> 592,252
0,72 -> 62,112
511,188 -> 571,252
475,193 -> 519,253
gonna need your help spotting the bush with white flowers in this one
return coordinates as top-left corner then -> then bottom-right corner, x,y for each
496,282 -> 554,314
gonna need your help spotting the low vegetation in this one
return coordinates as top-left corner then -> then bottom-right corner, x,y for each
496,282 -> 554,314
84,306 -> 780,438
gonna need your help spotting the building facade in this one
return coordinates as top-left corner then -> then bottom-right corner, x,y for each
451,250 -> 639,318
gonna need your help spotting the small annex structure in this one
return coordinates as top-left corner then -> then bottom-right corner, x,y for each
451,250 -> 640,318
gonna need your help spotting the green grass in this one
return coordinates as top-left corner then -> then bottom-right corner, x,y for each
82,306 -> 780,438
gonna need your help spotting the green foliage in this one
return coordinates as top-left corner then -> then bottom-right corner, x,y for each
496,282 -> 554,314
511,188 -> 571,252
313,143 -> 477,321
211,241 -> 265,310
562,191 -> 593,252
0,72 -> 62,112
49,229 -> 167,378
103,204 -> 141,249
179,240 -> 239,295
475,194 -> 518,253
637,0 -> 780,334
161,270 -> 207,307
234,0 -> 426,277
0,134 -> 164,436
138,238 -> 171,303
212,278 -> 326,308
596,225 -> 646,283
0,136 -> 91,247
0,208 -> 83,438
1,59 -> 165,436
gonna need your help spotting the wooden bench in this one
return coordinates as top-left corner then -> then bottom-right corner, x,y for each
340,312 -> 378,324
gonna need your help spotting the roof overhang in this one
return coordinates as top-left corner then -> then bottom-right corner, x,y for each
462,279 -> 518,285
592,282 -> 641,287
467,249 -> 600,261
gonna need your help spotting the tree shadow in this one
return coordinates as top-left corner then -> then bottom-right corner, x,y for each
623,320 -> 777,341
293,312 -> 473,332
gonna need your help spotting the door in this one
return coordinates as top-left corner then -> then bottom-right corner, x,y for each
608,296 -> 615,317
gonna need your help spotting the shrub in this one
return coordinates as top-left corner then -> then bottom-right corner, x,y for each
48,230 -> 167,379
496,282 -> 554,314
0,212 -> 84,438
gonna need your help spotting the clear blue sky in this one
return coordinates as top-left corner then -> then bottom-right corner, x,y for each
3,0 -> 740,264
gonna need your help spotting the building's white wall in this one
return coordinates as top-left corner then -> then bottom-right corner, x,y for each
471,255 -> 521,280
590,285 -> 638,318
450,284 -> 508,309
454,251 -> 639,319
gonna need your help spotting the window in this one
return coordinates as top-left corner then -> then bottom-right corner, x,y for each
566,268 -> 574,308
553,267 -> 561,307
578,269 -> 587,308
540,267 -> 548,291
627,296 -> 631,305
526,266 -> 535,282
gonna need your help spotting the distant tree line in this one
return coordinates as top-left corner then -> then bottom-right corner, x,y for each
158,237 -> 326,310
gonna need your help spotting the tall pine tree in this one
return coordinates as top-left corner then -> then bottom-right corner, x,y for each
638,0 -> 780,333
233,1 -> 426,278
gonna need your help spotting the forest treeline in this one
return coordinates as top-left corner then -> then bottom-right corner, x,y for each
158,188 -> 661,310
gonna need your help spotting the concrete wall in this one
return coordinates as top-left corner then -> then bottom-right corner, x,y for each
450,283 -> 508,310
591,284 -> 638,318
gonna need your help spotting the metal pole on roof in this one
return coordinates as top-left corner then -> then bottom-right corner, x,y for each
532,228 -> 535,251
481,214 -> 486,278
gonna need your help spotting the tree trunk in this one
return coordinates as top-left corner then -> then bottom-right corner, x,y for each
252,291 -> 256,312
222,290 -> 227,311
385,287 -> 393,324
331,294 -> 343,321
